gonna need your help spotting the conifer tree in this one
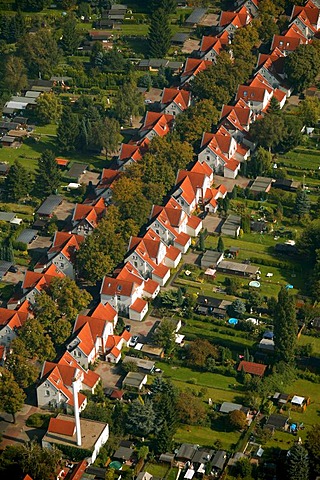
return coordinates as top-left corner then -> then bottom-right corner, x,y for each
35,150 -> 61,198
148,8 -> 171,58
288,443 -> 309,480
274,287 -> 298,364
4,160 -> 30,201
60,15 -> 79,55
57,106 -> 79,150
295,189 -> 310,218
217,236 -> 225,252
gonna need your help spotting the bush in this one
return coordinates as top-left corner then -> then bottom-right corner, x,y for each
12,241 -> 27,251
26,413 -> 53,429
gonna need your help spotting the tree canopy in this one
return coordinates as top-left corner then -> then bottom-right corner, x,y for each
274,288 -> 298,364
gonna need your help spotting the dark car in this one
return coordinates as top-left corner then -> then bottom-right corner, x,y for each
9,265 -> 18,273
125,325 -> 131,332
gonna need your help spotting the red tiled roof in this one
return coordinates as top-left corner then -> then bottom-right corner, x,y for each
119,143 -> 143,162
237,85 -> 269,103
0,308 -> 28,330
49,232 -> 84,262
22,264 -> 65,292
140,112 -> 174,137
130,297 -> 148,313
237,360 -> 267,376
182,58 -> 212,80
161,88 -> 191,111
48,417 -> 75,436
143,278 -> 160,295
91,302 -> 117,322
200,36 -> 223,54
101,277 -> 135,297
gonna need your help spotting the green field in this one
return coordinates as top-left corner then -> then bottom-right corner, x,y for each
174,425 -> 240,450
0,135 -> 107,173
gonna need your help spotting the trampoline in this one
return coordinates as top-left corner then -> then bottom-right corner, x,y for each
249,281 -> 260,288
286,284 -> 294,289
109,462 -> 122,470
228,318 -> 238,325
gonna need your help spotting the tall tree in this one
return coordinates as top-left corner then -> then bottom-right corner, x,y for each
295,189 -> 310,218
298,96 -> 320,126
48,276 -> 92,322
35,150 -> 61,198
0,368 -> 26,423
60,15 -> 79,55
6,339 -> 38,389
17,440 -> 61,480
113,80 -> 145,124
306,426 -> 320,477
148,8 -> 171,58
217,236 -> 225,253
126,400 -> 156,437
57,106 -> 79,150
102,117 -> 122,158
250,113 -> 286,151
35,93 -> 62,124
153,319 -> 176,354
288,443 -> 309,480
17,29 -> 60,77
18,318 -> 55,361
274,287 -> 298,364
284,43 -> 320,92
4,160 -> 30,201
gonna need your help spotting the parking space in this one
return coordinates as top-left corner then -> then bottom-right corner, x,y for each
3,265 -> 27,284
79,171 -> 100,186
122,315 -> 160,343
95,362 -> 123,389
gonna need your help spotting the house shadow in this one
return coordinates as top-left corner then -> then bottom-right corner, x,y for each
25,427 -> 45,443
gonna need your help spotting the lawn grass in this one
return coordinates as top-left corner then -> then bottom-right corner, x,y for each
0,136 -> 107,173
278,147 -> 320,170
173,425 -> 240,450
166,467 -> 179,480
144,463 -> 170,478
159,362 -> 241,391
298,334 -> 320,354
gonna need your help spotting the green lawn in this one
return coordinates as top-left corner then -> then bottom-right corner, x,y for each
279,147 -> 320,170
0,136 -> 108,173
159,362 -> 241,391
144,463 -> 170,478
298,334 -> 320,354
174,425 -> 240,450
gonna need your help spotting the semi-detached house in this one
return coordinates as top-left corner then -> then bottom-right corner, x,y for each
71,197 -> 106,236
0,305 -> 29,347
160,88 -> 191,116
34,231 -> 84,280
37,350 -> 100,412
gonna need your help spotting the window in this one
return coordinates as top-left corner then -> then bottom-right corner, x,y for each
45,390 -> 50,397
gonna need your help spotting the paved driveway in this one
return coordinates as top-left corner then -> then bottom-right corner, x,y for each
203,215 -> 224,234
95,362 -> 123,389
0,404 -> 45,449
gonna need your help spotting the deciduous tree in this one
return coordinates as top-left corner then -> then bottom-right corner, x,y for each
228,409 -> 247,430
17,29 -> 60,77
153,319 -> 176,354
35,93 -> 62,125
284,43 -> 320,92
0,368 -> 26,423
187,339 -> 219,368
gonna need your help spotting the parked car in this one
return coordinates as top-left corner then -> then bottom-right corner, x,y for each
9,265 -> 18,273
125,325 -> 131,332
129,335 -> 139,347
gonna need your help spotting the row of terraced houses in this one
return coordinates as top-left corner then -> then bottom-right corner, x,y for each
1,0 -> 319,415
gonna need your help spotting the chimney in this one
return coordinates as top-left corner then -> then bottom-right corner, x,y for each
72,370 -> 82,447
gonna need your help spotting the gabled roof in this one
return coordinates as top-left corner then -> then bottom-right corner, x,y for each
220,100 -> 252,131
96,169 -> 122,195
200,36 -> 224,55
236,84 -> 269,103
161,88 -> 191,111
291,4 -> 319,28
22,264 -> 65,292
237,360 -> 267,376
219,7 -> 251,29
257,48 -> 285,75
72,315 -> 108,355
139,112 -> 174,137
0,307 -> 28,330
181,58 -> 212,81
72,197 -> 106,227
91,302 -> 117,322
48,232 -> 84,262
40,351 -> 99,408
130,297 -> 148,313
100,277 -> 136,297
119,143 -> 144,163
